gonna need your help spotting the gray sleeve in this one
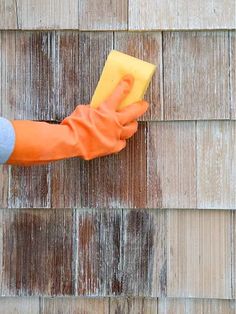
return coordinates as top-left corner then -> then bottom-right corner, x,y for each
0,117 -> 15,164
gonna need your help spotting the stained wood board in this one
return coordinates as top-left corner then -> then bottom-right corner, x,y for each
76,208 -> 166,297
0,209 -> 73,295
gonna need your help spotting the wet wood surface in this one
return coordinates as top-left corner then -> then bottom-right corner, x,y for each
0,209 -> 73,295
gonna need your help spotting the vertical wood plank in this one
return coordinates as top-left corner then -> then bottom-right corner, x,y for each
110,298 -> 158,314
158,298 -> 236,314
17,0 -> 78,29
167,209 -> 232,298
197,121 -> 236,209
122,209 -> 166,297
41,297 -> 109,314
129,0 -> 236,30
9,165 -> 51,208
163,32 -> 230,120
0,209 -> 73,296
76,209 -> 166,296
0,165 -> 9,208
79,0 -> 127,30
114,32 -> 162,121
0,0 -> 18,29
51,123 -> 147,209
147,122 -> 196,209
0,297 -> 39,314
230,31 -> 236,119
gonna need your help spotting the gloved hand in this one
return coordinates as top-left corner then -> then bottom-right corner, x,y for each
6,74 -> 148,165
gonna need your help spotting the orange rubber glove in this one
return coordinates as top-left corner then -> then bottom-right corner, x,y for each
6,75 -> 148,166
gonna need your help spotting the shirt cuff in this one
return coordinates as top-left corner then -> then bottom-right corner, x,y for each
0,117 -> 15,164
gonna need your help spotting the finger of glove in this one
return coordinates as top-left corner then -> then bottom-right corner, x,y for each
117,100 -> 149,125
120,121 -> 138,140
100,74 -> 134,112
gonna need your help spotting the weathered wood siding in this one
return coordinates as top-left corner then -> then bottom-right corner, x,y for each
0,0 -> 236,312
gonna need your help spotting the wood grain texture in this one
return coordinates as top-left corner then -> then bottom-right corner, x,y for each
0,0 -> 17,29
9,165 -> 51,208
0,165 -> 9,208
114,32 -> 162,121
77,32 -> 113,109
167,209 -> 232,298
0,31 -> 115,120
147,122 -> 196,209
0,209 -> 73,296
0,297 -> 39,314
79,0 -> 127,30
0,31 -> 56,120
129,0 -> 236,30
76,209 -> 166,297
41,297 -> 109,314
163,31 -> 230,120
233,211 -> 236,298
110,298 -> 158,314
197,121 -> 236,209
230,31 -> 236,119
51,123 -> 147,209
158,298 -> 236,314
17,0 -> 78,29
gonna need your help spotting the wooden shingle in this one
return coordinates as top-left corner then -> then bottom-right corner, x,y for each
110,298 -> 158,314
158,298 -> 236,314
0,165 -> 9,208
163,32 -> 230,120
0,297 -> 39,314
167,209 -> 232,298
76,209 -> 166,297
147,122 -> 196,209
0,209 -> 73,295
17,0 -> 78,29
129,0 -> 236,30
79,0 -> 127,30
230,31 -> 236,119
9,165 -> 51,208
41,297 -> 109,313
197,121 -> 236,209
0,0 -> 17,29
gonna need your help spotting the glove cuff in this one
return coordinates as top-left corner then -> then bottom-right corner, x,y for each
0,117 -> 15,164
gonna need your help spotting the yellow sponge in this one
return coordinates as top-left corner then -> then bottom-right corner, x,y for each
90,50 -> 156,110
